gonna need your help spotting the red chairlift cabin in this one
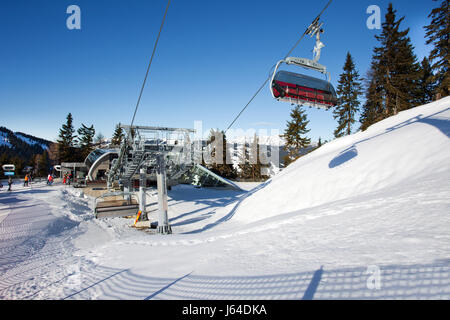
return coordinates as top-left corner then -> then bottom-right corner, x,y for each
270,57 -> 338,109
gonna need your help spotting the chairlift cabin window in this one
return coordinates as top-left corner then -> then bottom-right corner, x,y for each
271,70 -> 337,109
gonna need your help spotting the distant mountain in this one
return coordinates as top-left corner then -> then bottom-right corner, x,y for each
0,126 -> 52,168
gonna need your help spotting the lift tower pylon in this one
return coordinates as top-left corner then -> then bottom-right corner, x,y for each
156,154 -> 171,234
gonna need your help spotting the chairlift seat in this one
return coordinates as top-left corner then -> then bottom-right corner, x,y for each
271,70 -> 337,109
94,198 -> 139,219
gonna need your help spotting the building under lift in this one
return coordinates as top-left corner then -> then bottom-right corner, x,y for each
91,124 -> 241,234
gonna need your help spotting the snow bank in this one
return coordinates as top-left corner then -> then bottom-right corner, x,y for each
233,97 -> 450,223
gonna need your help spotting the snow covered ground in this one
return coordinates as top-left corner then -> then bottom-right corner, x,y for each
0,98 -> 449,300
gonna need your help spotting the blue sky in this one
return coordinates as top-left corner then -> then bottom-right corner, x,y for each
0,0 -> 435,143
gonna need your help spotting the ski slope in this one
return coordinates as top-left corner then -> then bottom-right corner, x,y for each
234,97 -> 450,223
0,98 -> 449,300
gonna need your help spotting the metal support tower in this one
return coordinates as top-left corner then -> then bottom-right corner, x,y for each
139,168 -> 147,220
104,124 -> 196,233
156,154 -> 171,234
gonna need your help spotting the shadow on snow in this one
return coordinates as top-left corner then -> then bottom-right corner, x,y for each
328,107 -> 450,169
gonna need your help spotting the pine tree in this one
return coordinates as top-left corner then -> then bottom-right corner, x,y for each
333,52 -> 363,138
424,0 -> 450,98
283,105 -> 311,164
205,129 -> 237,179
238,135 -> 270,181
374,4 -> 420,114
0,153 -> 9,169
35,150 -> 49,177
47,143 -> 59,166
238,140 -> 253,180
361,3 -> 420,130
77,124 -> 96,160
10,156 -> 24,177
417,57 -> 437,105
111,124 -> 125,147
57,113 -> 76,163
253,135 -> 270,180
94,132 -> 105,147
359,69 -> 384,131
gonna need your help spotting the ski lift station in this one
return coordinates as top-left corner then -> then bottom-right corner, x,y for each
67,125 -> 241,235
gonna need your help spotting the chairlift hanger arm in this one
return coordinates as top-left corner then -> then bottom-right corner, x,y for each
285,57 -> 327,74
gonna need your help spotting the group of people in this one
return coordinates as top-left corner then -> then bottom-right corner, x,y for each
0,174 -> 25,191
1,172 -> 73,191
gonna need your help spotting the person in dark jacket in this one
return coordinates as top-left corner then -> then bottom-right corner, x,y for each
7,177 -> 13,191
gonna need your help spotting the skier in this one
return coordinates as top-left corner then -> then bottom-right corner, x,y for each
47,173 -> 53,186
7,177 -> 12,191
23,174 -> 29,187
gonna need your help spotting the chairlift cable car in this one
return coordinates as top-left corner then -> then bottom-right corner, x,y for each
224,0 -> 334,133
269,21 -> 338,110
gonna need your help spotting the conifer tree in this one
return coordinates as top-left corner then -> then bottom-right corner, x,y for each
333,52 -> 363,138
283,105 -> 311,165
12,156 -> 24,177
361,3 -> 420,129
424,0 -> 450,98
35,150 -> 49,177
111,124 -> 125,147
253,135 -> 270,180
94,132 -> 105,147
0,153 -> 9,169
374,4 -> 420,114
57,113 -> 76,163
205,129 -> 237,179
417,57 -> 437,105
238,140 -> 253,180
359,69 -> 384,131
238,135 -> 270,181
47,143 -> 59,166
77,124 -> 96,160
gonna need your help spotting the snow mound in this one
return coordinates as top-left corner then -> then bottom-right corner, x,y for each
233,97 -> 450,223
